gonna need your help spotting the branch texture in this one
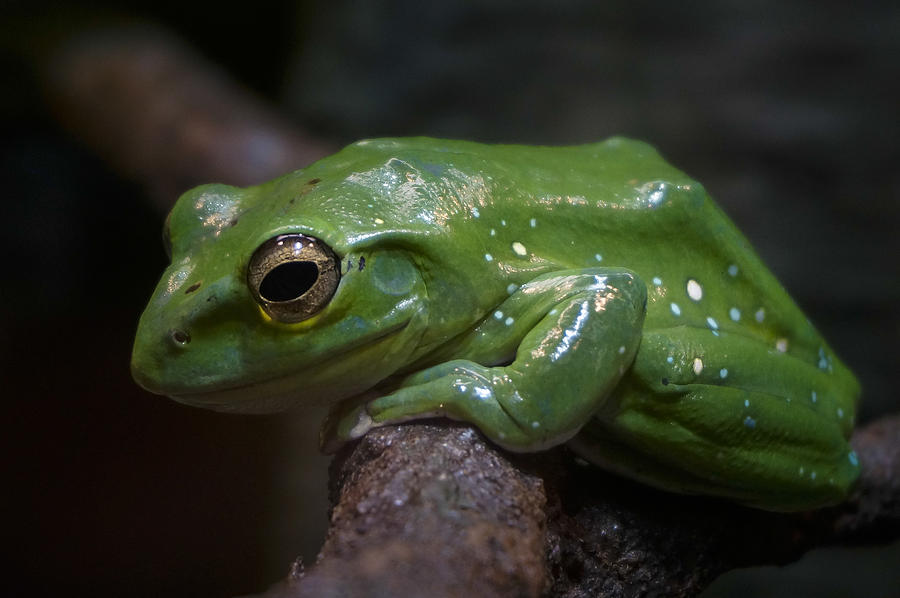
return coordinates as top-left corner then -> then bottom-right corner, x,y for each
255,415 -> 898,598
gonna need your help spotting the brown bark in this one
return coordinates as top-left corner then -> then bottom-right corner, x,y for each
41,25 -> 335,212
255,416 -> 898,598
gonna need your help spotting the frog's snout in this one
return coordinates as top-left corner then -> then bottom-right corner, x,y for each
131,317 -> 195,395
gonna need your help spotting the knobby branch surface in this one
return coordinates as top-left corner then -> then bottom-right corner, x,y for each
257,416 -> 898,598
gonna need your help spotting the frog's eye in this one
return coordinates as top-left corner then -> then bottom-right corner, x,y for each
247,234 -> 340,323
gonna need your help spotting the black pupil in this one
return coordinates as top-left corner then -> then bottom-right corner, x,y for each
259,261 -> 319,302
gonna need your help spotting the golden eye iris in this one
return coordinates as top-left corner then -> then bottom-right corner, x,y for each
247,234 -> 340,323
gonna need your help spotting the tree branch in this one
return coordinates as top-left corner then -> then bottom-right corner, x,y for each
41,24 -> 335,212
251,415 -> 898,598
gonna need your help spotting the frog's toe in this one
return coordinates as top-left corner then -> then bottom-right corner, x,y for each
365,382 -> 451,423
320,402 -> 375,452
400,359 -> 483,386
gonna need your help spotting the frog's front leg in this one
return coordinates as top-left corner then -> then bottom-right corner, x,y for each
327,269 -> 646,451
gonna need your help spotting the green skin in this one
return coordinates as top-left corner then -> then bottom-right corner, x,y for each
132,137 -> 860,511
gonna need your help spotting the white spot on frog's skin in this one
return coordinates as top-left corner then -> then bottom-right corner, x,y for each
474,386 -> 492,400
811,471 -> 817,480
374,218 -> 384,224
719,368 -> 728,378
776,338 -> 789,352
692,357 -> 704,375
849,451 -> 859,467
755,308 -> 765,323
501,219 -> 507,226
549,308 -> 558,316
670,303 -> 682,316
529,218 -> 537,228
512,242 -> 527,256
706,317 -> 719,331
531,421 -> 540,429
728,264 -> 739,277
652,276 -> 662,286
687,279 -> 703,301
667,356 -> 674,364
490,228 -> 496,237
811,391 -> 817,403
618,345 -> 626,354
743,416 -> 756,429
744,399 -> 750,407
729,307 -> 741,321
837,408 -> 844,418
507,283 -> 518,294
494,310 -> 503,320
505,316 -> 514,326
472,207 -> 480,218
594,253 -> 603,262
484,253 -> 493,262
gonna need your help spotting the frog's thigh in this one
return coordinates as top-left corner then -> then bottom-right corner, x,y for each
574,328 -> 859,511
360,268 -> 647,451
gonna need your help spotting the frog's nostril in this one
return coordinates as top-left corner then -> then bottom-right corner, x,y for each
169,328 -> 191,346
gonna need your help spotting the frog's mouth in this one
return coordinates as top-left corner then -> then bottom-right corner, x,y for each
166,377 -> 313,414
153,316 -> 423,414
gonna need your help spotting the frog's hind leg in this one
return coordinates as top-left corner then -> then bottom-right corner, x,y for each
571,327 -> 860,511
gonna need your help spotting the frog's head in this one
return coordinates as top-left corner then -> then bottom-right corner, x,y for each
132,141 -> 475,413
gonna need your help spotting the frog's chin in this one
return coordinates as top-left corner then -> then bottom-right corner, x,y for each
162,370 -> 359,414
168,388 -> 303,414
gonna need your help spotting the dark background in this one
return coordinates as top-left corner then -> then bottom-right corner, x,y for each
3,1 -> 898,596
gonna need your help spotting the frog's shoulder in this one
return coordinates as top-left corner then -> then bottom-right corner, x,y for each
567,138 -> 699,186
328,137 -> 711,219
571,136 -> 660,155
338,137 -> 686,181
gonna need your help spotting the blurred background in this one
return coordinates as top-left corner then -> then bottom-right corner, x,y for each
2,1 -> 898,596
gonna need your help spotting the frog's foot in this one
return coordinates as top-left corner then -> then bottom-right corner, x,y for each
366,360 -> 547,448
334,268 -> 647,452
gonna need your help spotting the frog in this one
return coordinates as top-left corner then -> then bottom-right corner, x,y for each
131,137 -> 861,511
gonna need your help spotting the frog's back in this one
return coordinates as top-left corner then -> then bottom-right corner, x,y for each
450,139 -> 863,511
351,137 -> 854,372
358,137 -> 861,510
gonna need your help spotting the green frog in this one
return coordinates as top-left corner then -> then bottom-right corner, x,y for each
132,137 -> 860,511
